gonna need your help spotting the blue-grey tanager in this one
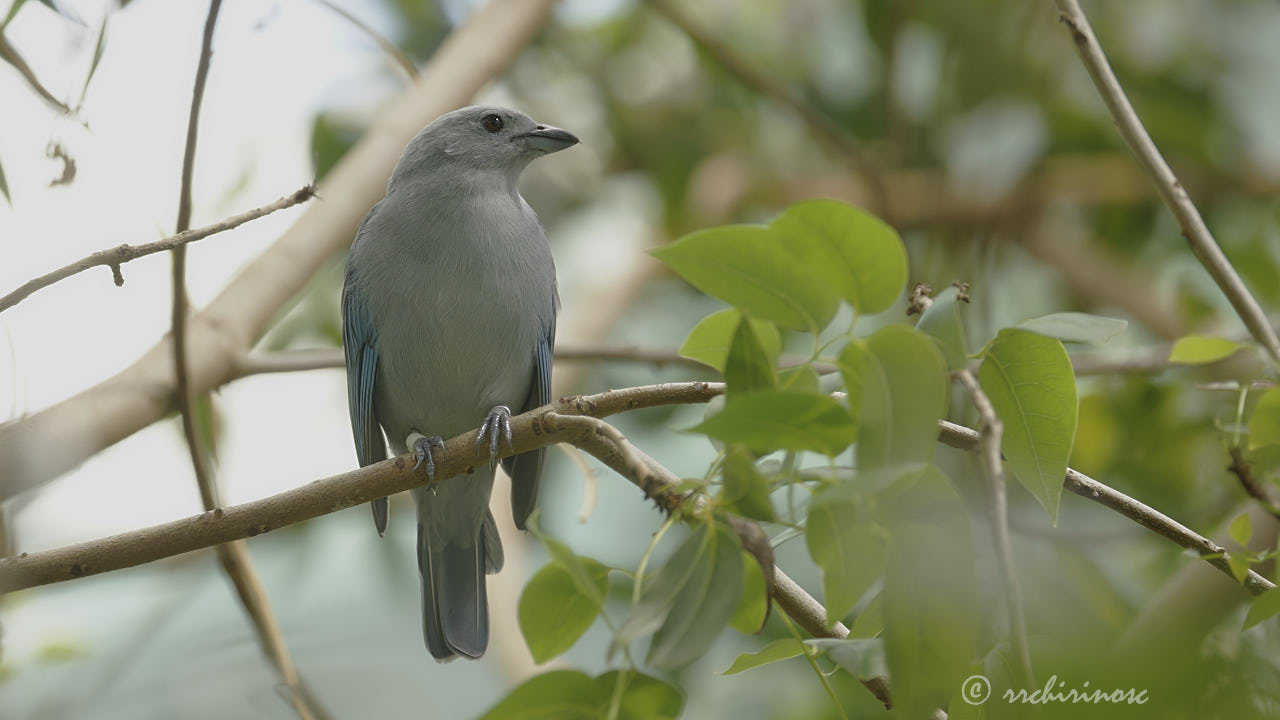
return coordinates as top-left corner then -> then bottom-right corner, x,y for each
341,106 -> 576,660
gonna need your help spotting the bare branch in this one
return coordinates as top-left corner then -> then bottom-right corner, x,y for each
0,382 -> 723,592
311,0 -> 417,83
0,0 -> 560,501
168,6 -> 314,718
1051,0 -> 1280,364
937,420 -> 1277,596
1227,446 -> 1280,520
955,370 -> 1034,687
0,186 -> 315,313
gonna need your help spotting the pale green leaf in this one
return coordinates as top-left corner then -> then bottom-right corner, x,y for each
915,286 -> 969,370
840,325 -> 949,470
722,638 -> 807,675
1229,512 -> 1253,548
678,309 -> 780,372
1017,312 -> 1128,345
1244,589 -> 1280,629
519,560 -> 610,664
652,225 -> 840,331
692,390 -> 855,456
1168,335 -> 1245,364
1250,388 -> 1280,450
979,328 -> 1077,523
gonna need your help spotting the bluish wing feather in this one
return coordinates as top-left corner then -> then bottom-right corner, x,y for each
505,312 -> 554,531
342,266 -> 389,533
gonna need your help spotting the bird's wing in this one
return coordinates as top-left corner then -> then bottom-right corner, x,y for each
504,308 -> 555,530
342,253 -> 389,534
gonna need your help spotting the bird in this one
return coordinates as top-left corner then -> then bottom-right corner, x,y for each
341,106 -> 576,660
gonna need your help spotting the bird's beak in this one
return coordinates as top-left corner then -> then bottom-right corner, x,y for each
514,124 -> 579,154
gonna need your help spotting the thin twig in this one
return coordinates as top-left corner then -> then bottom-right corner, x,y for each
0,185 -> 315,313
1051,0 -> 1280,364
955,370 -> 1034,688
642,0 -> 888,217
310,0 -> 416,83
1227,446 -> 1280,520
170,5 -> 314,719
937,420 -> 1277,596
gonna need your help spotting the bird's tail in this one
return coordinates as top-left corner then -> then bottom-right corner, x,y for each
417,511 -> 504,660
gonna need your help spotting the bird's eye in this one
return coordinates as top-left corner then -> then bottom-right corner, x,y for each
481,114 -> 504,133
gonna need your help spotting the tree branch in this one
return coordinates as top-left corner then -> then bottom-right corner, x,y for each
0,185 -> 315,313
955,370 -> 1034,687
168,5 -> 318,718
937,420 -> 1277,596
0,0 -> 560,502
1050,0 -> 1280,364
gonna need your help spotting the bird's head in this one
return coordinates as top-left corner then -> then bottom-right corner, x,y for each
391,106 -> 579,185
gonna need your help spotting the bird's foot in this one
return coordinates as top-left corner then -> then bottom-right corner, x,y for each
408,432 -> 447,488
474,405 -> 514,470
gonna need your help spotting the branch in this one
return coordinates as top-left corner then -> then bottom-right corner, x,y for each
642,0 -> 888,217
0,382 -> 723,592
311,0 -> 417,83
0,185 -> 315,313
0,0 -> 559,502
955,370 -> 1034,687
937,420 -> 1277,596
168,6 -> 317,719
226,344 -> 708,380
1051,0 -> 1280,364
1227,447 -> 1280,520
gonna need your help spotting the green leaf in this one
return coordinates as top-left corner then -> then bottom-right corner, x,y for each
1229,512 -> 1253,548
652,225 -> 840,331
772,199 -> 907,314
614,525 -> 711,651
679,309 -> 781,372
914,286 -> 969,370
806,638 -> 887,681
526,514 -> 606,606
519,560 -> 610,664
979,328 -> 1077,523
478,670 -> 599,720
729,550 -> 768,633
777,364 -> 820,393
1227,552 -> 1251,583
848,589 -> 883,638
646,521 -> 745,669
691,390 -> 855,456
1168,335 -> 1245,364
840,325 -> 949,470
880,469 -> 979,719
479,670 -> 683,720
721,444 -> 776,521
1250,388 -> 1280,450
722,638 -> 807,675
600,671 -> 684,720
724,315 -> 778,397
1244,589 -> 1280,629
1017,312 -> 1128,345
78,11 -> 109,104
806,486 -> 884,625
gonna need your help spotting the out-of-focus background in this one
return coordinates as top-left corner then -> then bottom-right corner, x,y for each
3,0 -> 1280,717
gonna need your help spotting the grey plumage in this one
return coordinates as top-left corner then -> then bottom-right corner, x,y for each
341,106 -> 575,660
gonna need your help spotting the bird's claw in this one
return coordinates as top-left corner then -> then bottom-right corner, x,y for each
474,405 -> 514,471
409,432 -> 447,487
